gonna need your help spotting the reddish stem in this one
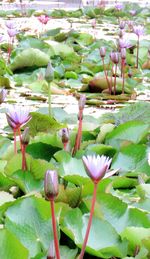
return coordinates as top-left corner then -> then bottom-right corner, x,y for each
13,129 -> 17,154
18,127 -> 23,152
122,59 -> 125,94
113,64 -> 117,95
136,36 -> 140,68
79,183 -> 98,259
50,199 -> 60,259
63,142 -> 68,151
22,144 -> 27,171
8,37 -> 12,64
102,57 -> 111,94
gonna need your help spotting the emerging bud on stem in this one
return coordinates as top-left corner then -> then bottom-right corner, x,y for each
99,46 -> 106,58
78,94 -> 86,110
110,52 -> 119,64
121,48 -> 126,60
119,20 -> 126,30
21,127 -> 30,145
60,128 -> 69,145
44,170 -> 59,200
45,62 -> 54,83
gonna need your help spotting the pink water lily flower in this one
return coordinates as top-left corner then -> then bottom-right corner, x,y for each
6,105 -> 31,130
38,15 -> 50,25
82,154 -> 112,183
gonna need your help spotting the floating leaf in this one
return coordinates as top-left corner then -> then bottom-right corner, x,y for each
61,208 -> 127,258
10,48 -> 49,71
105,121 -> 149,149
10,170 -> 43,194
0,228 -> 29,259
27,112 -> 64,137
112,144 -> 150,175
5,196 -> 55,258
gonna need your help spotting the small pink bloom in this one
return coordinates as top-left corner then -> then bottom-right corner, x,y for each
38,15 -> 50,25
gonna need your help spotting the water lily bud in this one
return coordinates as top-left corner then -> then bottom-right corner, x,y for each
21,127 -> 30,145
121,48 -> 126,59
60,128 -> 69,144
45,62 -> 54,83
47,240 -> 55,259
119,21 -> 126,30
100,46 -> 106,58
44,170 -> 59,200
78,94 -> 86,110
110,52 -> 119,64
0,88 -> 7,104
118,29 -> 124,38
128,69 -> 132,78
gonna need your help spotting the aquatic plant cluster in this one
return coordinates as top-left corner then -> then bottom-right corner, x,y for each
0,2 -> 150,259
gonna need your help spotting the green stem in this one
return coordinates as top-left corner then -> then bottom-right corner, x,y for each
50,199 -> 60,259
79,183 -> 98,259
72,109 -> 83,156
48,82 -> 51,117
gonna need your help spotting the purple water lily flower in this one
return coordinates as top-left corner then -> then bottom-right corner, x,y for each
115,3 -> 123,11
82,154 -> 112,183
7,28 -> 18,38
133,25 -> 144,37
0,88 -> 7,104
119,38 -> 132,49
5,20 -> 16,29
6,105 -> 31,130
129,10 -> 136,16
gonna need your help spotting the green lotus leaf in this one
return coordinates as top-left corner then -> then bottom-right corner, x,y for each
61,207 -> 128,258
0,228 -> 29,259
10,48 -> 49,71
111,144 -> 150,175
5,196 -> 61,258
105,121 -> 149,149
